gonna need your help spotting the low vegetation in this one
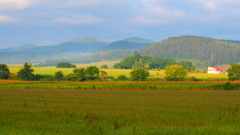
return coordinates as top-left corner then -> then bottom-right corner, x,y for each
1,88 -> 240,134
114,51 -> 196,71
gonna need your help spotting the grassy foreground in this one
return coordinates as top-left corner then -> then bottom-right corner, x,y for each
0,88 -> 240,134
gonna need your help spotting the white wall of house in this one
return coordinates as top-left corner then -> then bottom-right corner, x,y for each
207,66 -> 222,74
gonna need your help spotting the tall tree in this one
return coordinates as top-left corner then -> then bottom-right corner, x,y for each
17,63 -> 35,81
0,64 -> 10,79
227,64 -> 240,81
85,66 -> 100,80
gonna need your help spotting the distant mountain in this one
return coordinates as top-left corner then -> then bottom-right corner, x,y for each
21,36 -> 109,53
102,37 -> 155,51
0,44 -> 37,52
0,36 -> 154,64
140,36 -> 240,66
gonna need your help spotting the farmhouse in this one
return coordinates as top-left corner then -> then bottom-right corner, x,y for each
207,66 -> 222,74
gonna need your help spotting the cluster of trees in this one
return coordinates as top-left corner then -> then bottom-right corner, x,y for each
114,51 -> 195,71
0,63 -> 102,81
56,62 -> 76,68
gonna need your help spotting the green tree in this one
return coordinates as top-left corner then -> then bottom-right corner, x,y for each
164,65 -> 188,81
72,68 -> 86,81
144,63 -> 150,70
100,65 -> 108,69
227,64 -> 240,81
0,64 -> 10,79
178,60 -> 196,72
133,58 -> 144,69
130,67 -> 149,81
56,62 -> 76,68
100,70 -> 108,80
133,51 -> 141,62
54,71 -> 64,81
17,63 -> 35,81
85,66 -> 100,80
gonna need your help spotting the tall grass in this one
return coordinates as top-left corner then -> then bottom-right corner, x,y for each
0,89 -> 240,134
0,81 -> 239,90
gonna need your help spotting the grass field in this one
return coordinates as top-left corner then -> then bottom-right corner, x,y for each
8,66 -> 227,79
0,88 -> 240,134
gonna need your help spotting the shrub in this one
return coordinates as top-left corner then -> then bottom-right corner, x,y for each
36,74 -> 55,81
130,67 -> 149,81
117,75 -> 128,81
100,65 -> 108,69
164,65 -> 188,81
66,73 -> 81,81
54,71 -> 64,81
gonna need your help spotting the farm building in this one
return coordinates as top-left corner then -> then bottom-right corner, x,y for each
207,66 -> 222,74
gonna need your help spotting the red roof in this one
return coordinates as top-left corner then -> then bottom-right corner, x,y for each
208,66 -> 222,71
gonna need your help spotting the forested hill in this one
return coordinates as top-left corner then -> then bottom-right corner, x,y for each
140,36 -> 240,66
102,37 -> 155,51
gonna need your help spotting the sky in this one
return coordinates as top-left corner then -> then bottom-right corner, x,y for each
0,0 -> 240,49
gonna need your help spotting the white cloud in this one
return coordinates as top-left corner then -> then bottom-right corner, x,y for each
0,0 -> 49,10
54,15 -> 104,25
0,15 -> 16,23
0,0 -> 31,10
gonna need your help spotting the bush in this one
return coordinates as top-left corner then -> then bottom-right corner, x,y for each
0,64 -> 10,79
117,75 -> 128,81
130,68 -> 149,81
164,65 -> 188,81
36,74 -> 55,81
54,71 -> 64,81
100,65 -> 108,69
66,73 -> 82,81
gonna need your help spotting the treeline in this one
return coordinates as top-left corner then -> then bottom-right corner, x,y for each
0,63 -> 102,81
113,51 -> 196,72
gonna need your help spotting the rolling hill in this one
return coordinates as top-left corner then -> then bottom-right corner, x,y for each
102,37 -> 155,51
140,36 -> 240,67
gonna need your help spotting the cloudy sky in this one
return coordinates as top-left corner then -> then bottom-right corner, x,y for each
0,0 -> 240,48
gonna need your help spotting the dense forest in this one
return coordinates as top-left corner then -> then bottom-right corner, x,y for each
114,51 -> 195,71
140,36 -> 240,67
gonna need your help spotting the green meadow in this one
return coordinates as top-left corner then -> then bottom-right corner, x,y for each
0,88 -> 240,134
